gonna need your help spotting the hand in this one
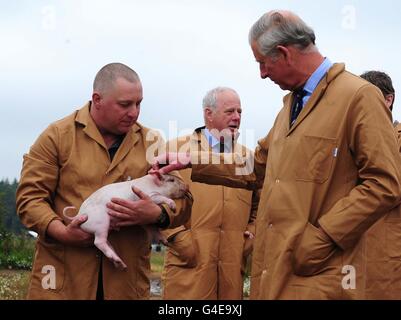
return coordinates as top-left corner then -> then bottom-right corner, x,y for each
243,230 -> 255,258
149,152 -> 192,177
107,186 -> 162,228
292,223 -> 337,276
47,216 -> 94,247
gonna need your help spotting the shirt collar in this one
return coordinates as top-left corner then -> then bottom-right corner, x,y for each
303,58 -> 333,95
202,127 -> 240,153
203,127 -> 220,148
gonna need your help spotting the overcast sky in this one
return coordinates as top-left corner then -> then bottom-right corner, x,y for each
1,0 -> 401,180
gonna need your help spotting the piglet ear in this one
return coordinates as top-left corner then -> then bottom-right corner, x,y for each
149,172 -> 163,186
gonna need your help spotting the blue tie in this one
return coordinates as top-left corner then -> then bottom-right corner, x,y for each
290,88 -> 307,127
219,136 -> 228,153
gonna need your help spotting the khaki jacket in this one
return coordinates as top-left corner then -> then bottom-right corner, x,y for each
191,64 -> 401,299
16,103 -> 192,300
363,121 -> 401,299
161,130 -> 259,300
395,122 -> 401,152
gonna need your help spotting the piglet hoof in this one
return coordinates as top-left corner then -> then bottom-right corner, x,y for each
165,199 -> 176,211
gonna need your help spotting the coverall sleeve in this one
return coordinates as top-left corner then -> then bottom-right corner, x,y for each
16,124 -> 63,239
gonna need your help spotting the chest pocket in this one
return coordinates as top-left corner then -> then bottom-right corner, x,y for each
295,135 -> 337,183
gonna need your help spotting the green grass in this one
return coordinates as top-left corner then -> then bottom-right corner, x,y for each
0,232 -> 35,270
150,248 -> 165,274
0,269 -> 30,300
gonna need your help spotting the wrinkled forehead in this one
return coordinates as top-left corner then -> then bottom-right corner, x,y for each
216,91 -> 241,110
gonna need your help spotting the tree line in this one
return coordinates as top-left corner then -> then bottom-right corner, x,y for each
0,179 -> 26,234
0,179 -> 35,269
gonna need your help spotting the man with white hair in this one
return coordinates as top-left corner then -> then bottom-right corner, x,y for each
151,11 -> 401,299
161,87 -> 259,300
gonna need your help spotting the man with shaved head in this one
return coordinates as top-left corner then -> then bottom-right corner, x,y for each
16,62 -> 193,299
151,11 -> 401,299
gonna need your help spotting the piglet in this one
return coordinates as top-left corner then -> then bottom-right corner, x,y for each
63,174 -> 188,270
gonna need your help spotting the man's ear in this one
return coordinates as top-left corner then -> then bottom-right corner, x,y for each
385,94 -> 395,110
276,45 -> 291,64
204,107 -> 214,123
92,92 -> 101,109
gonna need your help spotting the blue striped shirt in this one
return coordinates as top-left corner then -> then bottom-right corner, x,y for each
301,58 -> 333,107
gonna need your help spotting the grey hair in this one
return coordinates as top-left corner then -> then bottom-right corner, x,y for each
93,62 -> 140,92
249,11 -> 316,57
202,87 -> 239,111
